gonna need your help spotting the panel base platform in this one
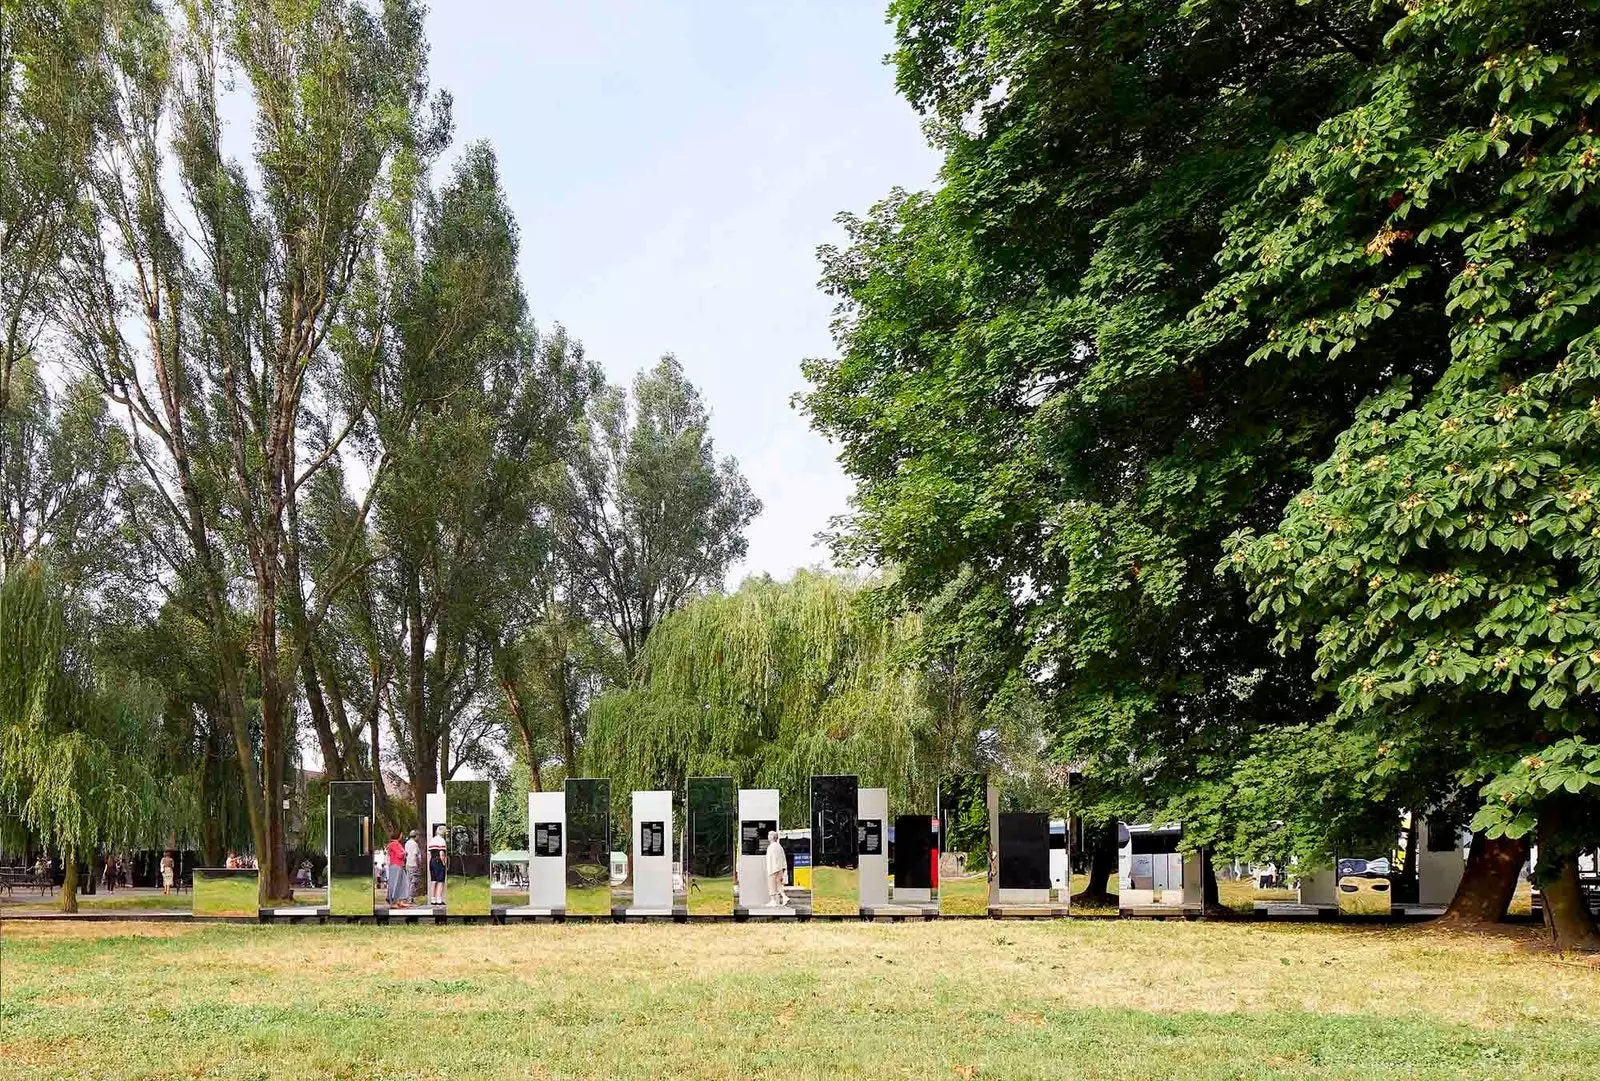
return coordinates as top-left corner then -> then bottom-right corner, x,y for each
257,906 -> 327,923
1120,903 -> 1204,920
736,905 -> 803,920
988,904 -> 1072,920
862,904 -> 939,921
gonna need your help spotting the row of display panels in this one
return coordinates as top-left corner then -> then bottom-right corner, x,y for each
195,774 -> 1071,917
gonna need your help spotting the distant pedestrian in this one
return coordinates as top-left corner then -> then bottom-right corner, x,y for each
765,831 -> 789,907
160,852 -> 175,895
428,828 -> 447,905
405,830 -> 422,901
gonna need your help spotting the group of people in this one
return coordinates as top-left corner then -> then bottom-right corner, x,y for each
223,852 -> 257,870
377,827 -> 449,906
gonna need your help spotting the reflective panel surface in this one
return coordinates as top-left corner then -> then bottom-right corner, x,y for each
565,778 -> 612,915
328,780 -> 375,916
809,775 -> 859,916
1336,855 -> 1393,916
445,779 -> 491,916
686,777 -> 735,916
938,774 -> 993,915
193,867 -> 258,917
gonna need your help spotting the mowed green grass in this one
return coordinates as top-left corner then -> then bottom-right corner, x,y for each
5,920 -> 1597,1081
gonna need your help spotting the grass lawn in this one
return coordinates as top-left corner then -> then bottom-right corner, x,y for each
939,874 -> 989,914
0,893 -> 189,914
5,920 -> 1596,1080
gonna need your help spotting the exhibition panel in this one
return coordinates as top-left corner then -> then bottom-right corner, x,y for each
892,813 -> 936,907
736,788 -> 788,913
445,779 -> 491,916
621,789 -> 675,914
528,790 -> 566,911
810,775 -> 859,916
565,778 -> 612,915
938,774 -> 994,915
858,787 -> 889,909
685,777 -> 736,916
328,780 -> 375,917
997,812 -> 1050,905
1118,823 -> 1203,913
193,867 -> 259,917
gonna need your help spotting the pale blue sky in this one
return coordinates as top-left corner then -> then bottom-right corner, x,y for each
425,1 -> 940,582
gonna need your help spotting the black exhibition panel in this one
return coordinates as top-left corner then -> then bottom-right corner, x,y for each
893,814 -> 935,889
997,812 -> 1051,890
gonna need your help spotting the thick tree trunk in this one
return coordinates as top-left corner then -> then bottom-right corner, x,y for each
217,648 -> 272,901
1072,821 -> 1118,906
258,672 -> 292,902
59,848 -> 78,914
1440,833 -> 1526,926
302,649 -> 342,781
321,657 -> 362,775
1537,798 -> 1600,952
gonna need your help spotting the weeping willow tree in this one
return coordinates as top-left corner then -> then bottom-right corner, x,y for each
584,571 -> 995,822
0,562 -> 167,910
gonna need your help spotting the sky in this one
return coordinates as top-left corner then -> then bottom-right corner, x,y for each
424,1 -> 941,585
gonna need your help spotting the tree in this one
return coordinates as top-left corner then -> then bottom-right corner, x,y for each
583,571 -> 1022,821
801,0 -> 1413,868
312,140 -> 593,839
1,359 -> 135,591
0,0 -> 108,414
561,356 -> 760,667
1221,0 -> 1600,947
0,562 -> 166,911
59,0 -> 438,901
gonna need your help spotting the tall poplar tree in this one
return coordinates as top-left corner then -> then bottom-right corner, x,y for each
60,0 -> 438,900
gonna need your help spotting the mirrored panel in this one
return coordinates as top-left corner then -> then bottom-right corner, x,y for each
565,778 -> 611,915
892,813 -> 937,911
686,777 -> 735,916
445,779 -> 491,916
1336,852 -> 1393,916
328,780 -> 375,916
193,867 -> 258,917
938,774 -> 993,915
810,775 -> 858,916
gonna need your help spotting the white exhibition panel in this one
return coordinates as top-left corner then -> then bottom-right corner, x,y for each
1050,819 -> 1068,891
426,791 -> 447,856
631,790 -> 674,913
859,787 -> 889,907
737,788 -> 781,909
1417,819 -> 1467,907
528,790 -> 565,910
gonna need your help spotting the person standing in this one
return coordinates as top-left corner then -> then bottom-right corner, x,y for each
428,828 -> 447,905
404,830 -> 422,902
160,852 -> 175,895
385,833 -> 407,907
765,831 -> 789,907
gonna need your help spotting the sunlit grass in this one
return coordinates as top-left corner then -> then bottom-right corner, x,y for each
2,918 -> 1595,1080
940,874 -> 989,914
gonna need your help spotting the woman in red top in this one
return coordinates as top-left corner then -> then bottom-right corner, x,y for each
385,833 -> 408,906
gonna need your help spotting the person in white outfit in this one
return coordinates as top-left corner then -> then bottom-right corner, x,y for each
765,831 -> 789,907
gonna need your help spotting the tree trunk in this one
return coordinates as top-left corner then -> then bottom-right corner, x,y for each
258,668 -> 292,902
1440,833 -> 1526,926
1072,821 -> 1118,906
302,649 -> 342,781
1537,798 -> 1600,952
217,649 -> 272,901
59,848 -> 78,914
